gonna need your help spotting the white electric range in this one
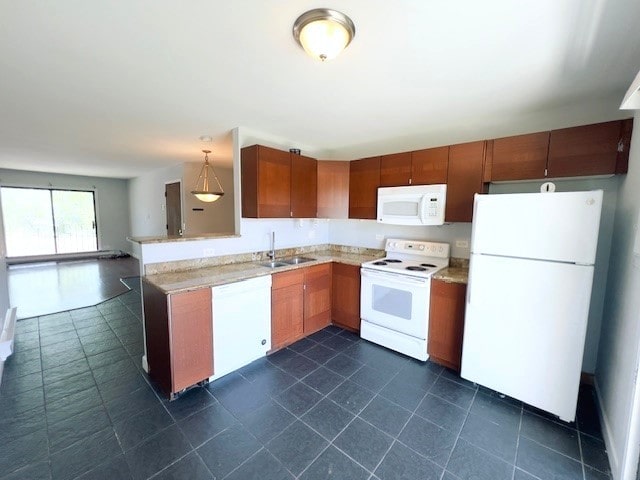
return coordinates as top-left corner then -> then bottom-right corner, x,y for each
360,238 -> 450,361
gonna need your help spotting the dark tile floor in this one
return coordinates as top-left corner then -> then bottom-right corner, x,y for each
0,291 -> 611,480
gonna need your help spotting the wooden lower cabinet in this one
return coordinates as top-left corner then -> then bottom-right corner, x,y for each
142,281 -> 213,398
428,279 -> 467,371
331,262 -> 361,331
271,264 -> 332,351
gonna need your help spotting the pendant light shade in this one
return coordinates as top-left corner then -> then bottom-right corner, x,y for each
191,150 -> 224,203
293,9 -> 355,61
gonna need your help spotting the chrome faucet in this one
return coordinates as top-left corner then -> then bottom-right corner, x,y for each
268,231 -> 276,260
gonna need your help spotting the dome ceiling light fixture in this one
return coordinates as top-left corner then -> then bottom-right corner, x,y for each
191,149 -> 224,203
292,8 -> 356,62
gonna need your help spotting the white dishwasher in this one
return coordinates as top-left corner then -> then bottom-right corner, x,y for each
210,275 -> 272,381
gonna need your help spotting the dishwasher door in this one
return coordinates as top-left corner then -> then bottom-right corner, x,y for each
211,275 -> 272,381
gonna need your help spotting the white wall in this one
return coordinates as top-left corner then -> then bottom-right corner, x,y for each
128,164 -> 182,238
0,168 -> 131,253
489,177 -> 619,374
183,162 -> 234,235
596,110 -> 640,480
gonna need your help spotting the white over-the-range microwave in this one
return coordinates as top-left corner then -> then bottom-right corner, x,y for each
377,184 -> 447,225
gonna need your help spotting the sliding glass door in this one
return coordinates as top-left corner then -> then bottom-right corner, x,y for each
1,187 -> 98,257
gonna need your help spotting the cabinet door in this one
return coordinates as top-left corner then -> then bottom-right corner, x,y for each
547,121 -> 623,177
349,156 -> 381,219
380,152 -> 411,187
169,288 -> 213,393
271,270 -> 304,350
331,262 -> 361,331
489,132 -> 549,181
428,279 -> 466,371
291,154 -> 317,218
411,146 -> 449,185
445,141 -> 487,222
241,145 -> 291,218
304,264 -> 332,334
142,280 -> 172,396
317,161 -> 349,218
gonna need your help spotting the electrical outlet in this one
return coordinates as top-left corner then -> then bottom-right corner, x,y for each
455,240 -> 469,248
203,248 -> 215,256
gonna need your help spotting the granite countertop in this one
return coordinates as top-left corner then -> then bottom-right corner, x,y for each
127,232 -> 238,244
144,250 -> 382,294
433,267 -> 469,284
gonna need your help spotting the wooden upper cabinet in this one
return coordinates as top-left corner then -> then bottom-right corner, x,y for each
445,141 -> 487,223
616,118 -> 633,174
548,120 -> 628,178
411,146 -> 449,185
241,145 -> 291,218
489,132 -> 549,181
317,161 -> 349,218
349,156 -> 381,219
380,152 -> 411,186
290,154 -> 317,218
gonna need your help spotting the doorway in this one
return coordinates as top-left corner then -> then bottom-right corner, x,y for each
165,181 -> 182,236
0,187 -> 98,258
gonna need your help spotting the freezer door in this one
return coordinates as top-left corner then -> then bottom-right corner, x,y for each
471,190 -> 603,264
460,253 -> 594,422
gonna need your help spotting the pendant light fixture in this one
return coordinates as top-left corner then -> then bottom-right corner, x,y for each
293,8 -> 355,61
191,149 -> 224,203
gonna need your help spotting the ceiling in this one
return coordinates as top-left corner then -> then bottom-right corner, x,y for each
1,0 -> 639,179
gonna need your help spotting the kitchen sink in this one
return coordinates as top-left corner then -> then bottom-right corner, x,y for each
281,256 -> 315,265
260,261 -> 289,268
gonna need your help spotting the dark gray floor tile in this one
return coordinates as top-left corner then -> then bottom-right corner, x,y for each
267,348 -> 300,366
379,376 -> 427,411
226,449 -> 294,480
40,337 -> 81,356
337,329 -> 360,341
50,426 -> 122,480
0,428 -> 48,475
178,401 -> 237,447
42,358 -> 89,386
81,336 -> 123,356
250,365 -> 298,395
584,465 -> 612,480
152,452 -> 213,480
0,370 -> 43,396
75,454 -> 132,480
48,405 -> 111,453
1,461 -> 51,480
325,353 -> 364,377
0,405 -> 46,444
303,344 -> 340,364
279,354 -> 320,379
92,356 -> 139,384
350,365 -> 396,393
360,395 -> 411,437
302,366 -> 345,394
393,360 -> 441,391
209,373 -> 271,416
238,357 -> 278,382
430,377 -> 476,410
329,380 -> 376,414
520,410 -> 580,460
42,347 -> 86,370
44,370 -> 96,404
398,415 -> 457,467
2,354 -> 42,379
307,329 -> 334,343
241,401 -> 296,443
416,394 -> 467,433
289,337 -> 318,353
514,468 -> 539,480
105,385 -> 161,423
322,334 -> 355,351
96,370 -> 148,403
276,381 -> 323,416
581,434 -> 611,473
0,385 -> 44,416
470,391 -> 522,430
164,386 -> 216,421
299,445 -> 369,480
114,403 -> 174,451
124,424 -> 191,480
46,385 -> 103,425
39,330 -> 78,347
516,436 -> 583,480
460,413 -> 518,463
334,417 -> 393,470
375,442 -> 442,480
446,438 -> 513,480
302,398 -> 355,440
267,420 -> 329,475
197,424 -> 261,479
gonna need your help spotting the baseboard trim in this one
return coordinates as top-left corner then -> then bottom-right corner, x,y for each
594,378 -> 621,480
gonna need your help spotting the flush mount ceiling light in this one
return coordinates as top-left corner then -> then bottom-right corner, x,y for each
191,149 -> 224,203
293,8 -> 355,61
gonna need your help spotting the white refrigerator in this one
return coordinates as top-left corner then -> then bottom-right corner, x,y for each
460,190 -> 603,422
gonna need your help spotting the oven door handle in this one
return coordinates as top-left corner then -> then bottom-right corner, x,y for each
361,268 -> 429,286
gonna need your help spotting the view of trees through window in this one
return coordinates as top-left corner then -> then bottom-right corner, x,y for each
1,187 -> 98,257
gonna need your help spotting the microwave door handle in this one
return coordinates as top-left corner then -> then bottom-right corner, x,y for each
361,268 -> 428,286
419,195 -> 428,222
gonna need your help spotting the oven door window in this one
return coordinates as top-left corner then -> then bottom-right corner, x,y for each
372,284 -> 412,320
